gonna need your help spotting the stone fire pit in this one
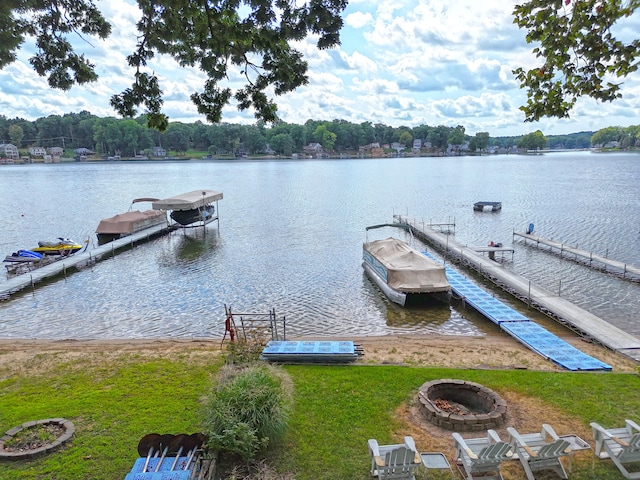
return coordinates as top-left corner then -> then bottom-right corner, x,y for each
418,379 -> 507,432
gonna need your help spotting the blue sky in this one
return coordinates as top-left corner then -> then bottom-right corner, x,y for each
1,0 -> 639,136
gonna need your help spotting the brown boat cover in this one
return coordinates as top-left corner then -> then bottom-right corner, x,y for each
363,237 -> 450,293
96,210 -> 166,235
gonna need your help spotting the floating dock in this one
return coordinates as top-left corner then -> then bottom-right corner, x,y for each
425,253 -> 611,371
514,231 -> 640,280
396,215 -> 640,363
474,201 -> 502,212
0,223 -> 171,299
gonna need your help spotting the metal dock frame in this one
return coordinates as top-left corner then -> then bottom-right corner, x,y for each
395,214 -> 640,364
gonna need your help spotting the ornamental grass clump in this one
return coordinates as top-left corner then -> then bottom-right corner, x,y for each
201,364 -> 293,462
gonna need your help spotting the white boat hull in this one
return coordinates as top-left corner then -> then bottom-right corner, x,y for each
363,261 -> 407,306
362,237 -> 451,307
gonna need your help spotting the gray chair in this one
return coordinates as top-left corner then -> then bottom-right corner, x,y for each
507,424 -> 571,480
591,419 -> 640,479
452,429 -> 513,480
368,436 -> 422,480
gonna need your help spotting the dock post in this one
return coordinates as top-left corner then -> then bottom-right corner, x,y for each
528,281 -> 531,307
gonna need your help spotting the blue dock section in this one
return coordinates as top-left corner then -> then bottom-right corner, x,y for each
425,253 -> 612,371
261,341 -> 361,363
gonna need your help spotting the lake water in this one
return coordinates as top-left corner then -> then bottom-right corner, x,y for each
1,151 -> 639,341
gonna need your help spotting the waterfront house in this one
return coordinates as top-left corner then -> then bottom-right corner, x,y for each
29,146 -> 47,157
303,143 -> 323,157
49,147 -> 64,157
152,146 -> 167,157
0,143 -> 19,160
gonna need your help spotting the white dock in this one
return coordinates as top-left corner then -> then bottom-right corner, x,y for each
514,231 -> 640,279
396,215 -> 640,363
0,224 -> 171,299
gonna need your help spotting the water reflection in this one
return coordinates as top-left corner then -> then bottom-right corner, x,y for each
384,303 -> 452,329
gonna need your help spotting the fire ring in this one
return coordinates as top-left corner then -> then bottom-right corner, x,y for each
418,379 -> 507,432
0,418 -> 75,461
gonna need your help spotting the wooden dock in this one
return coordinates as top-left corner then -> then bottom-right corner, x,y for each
395,215 -> 640,363
0,224 -> 172,299
514,231 -> 640,279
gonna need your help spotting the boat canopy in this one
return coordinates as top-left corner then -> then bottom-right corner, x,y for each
96,210 -> 166,235
363,237 -> 450,293
152,190 -> 223,211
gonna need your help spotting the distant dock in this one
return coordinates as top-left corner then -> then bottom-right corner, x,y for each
395,215 -> 640,363
513,231 -> 640,280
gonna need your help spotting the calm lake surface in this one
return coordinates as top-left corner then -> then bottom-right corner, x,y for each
1,151 -> 639,340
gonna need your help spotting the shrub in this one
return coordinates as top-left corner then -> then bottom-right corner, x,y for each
201,364 -> 293,461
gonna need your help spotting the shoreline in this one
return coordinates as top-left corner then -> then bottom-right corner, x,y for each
1,332 -> 637,373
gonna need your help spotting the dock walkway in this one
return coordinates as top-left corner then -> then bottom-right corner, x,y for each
514,231 -> 640,279
0,223 -> 171,299
396,215 -> 640,363
423,252 -> 610,371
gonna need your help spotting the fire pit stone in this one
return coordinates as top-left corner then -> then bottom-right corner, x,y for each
418,379 -> 507,432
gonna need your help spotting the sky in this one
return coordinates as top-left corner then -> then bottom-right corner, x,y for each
1,0 -> 639,137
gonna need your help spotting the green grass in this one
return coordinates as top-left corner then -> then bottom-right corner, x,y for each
1,353 -> 639,479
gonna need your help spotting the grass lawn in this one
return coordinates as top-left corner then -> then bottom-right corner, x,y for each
1,348 -> 639,479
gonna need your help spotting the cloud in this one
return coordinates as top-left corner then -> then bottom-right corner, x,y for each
345,11 -> 374,29
2,0 -> 639,136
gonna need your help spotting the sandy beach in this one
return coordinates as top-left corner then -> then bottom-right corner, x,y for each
1,330 -> 637,375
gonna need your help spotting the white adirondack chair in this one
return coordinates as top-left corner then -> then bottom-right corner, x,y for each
452,429 -> 513,480
368,436 -> 422,480
591,419 -> 640,479
507,424 -> 571,480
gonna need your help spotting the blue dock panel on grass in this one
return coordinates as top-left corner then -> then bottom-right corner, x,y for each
261,341 -> 359,363
423,252 -> 611,371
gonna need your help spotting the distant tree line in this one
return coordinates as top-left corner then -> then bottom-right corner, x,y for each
0,111 -> 635,158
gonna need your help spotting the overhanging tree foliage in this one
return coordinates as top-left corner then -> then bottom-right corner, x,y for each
513,0 -> 640,122
2,1 -> 639,129
1,0 -> 346,130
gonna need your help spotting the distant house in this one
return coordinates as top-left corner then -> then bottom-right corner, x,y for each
303,143 -> 323,157
74,148 -> 94,155
152,146 -> 167,157
0,143 -> 19,159
412,139 -> 422,152
49,147 -> 64,157
358,142 -> 380,152
29,146 -> 47,157
390,142 -> 405,154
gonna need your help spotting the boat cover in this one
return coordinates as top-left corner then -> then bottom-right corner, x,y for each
363,237 -> 450,293
152,190 -> 223,211
96,210 -> 166,234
